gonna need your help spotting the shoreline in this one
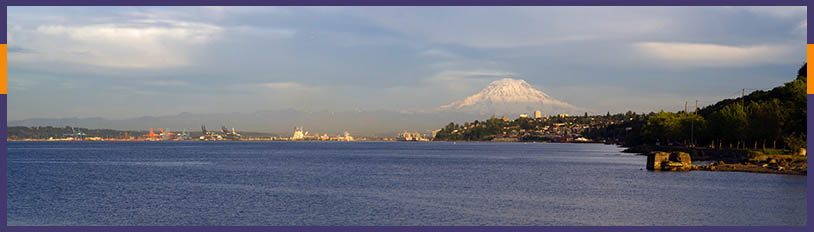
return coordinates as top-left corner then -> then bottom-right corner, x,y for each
628,145 -> 807,176
8,139 -> 806,175
709,163 -> 807,176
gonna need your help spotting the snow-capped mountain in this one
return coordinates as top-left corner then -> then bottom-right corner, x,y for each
440,78 -> 579,115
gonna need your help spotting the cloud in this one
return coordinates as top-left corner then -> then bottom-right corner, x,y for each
252,81 -> 323,94
796,20 -> 807,34
231,25 -> 296,38
145,80 -> 189,87
430,71 -> 516,81
740,6 -> 806,19
12,19 -> 222,68
419,48 -> 457,58
6,6 -> 808,121
419,70 -> 518,95
354,7 -> 672,49
260,82 -> 309,90
428,70 -> 516,84
633,42 -> 796,67
7,45 -> 34,53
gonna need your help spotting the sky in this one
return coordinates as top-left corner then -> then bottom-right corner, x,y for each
6,6 -> 808,121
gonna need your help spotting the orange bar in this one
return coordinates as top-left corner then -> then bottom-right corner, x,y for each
1,44 -> 6,94
809,44 -> 813,94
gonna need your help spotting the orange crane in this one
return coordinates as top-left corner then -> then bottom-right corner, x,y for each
157,128 -> 176,140
145,128 -> 162,140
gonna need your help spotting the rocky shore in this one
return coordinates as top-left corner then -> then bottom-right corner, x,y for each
630,145 -> 806,175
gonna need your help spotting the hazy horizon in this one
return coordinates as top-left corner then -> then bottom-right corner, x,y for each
7,6 -> 807,125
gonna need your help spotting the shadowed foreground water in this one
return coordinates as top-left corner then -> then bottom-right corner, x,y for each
7,141 -> 806,226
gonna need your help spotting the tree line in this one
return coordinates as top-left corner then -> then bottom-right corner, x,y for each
588,63 -> 807,152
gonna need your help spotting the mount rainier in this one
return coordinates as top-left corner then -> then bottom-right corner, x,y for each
440,78 -> 580,116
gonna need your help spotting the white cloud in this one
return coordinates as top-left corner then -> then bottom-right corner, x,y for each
741,6 -> 806,19
633,42 -> 797,67
261,82 -> 308,89
12,19 -> 221,68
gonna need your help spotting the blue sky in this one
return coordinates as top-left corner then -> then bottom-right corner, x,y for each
7,6 -> 807,121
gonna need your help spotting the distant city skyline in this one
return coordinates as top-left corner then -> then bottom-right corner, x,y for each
7,6 -> 807,121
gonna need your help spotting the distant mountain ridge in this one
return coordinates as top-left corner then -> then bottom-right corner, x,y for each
8,110 -> 488,137
440,78 -> 580,115
11,79 -> 586,136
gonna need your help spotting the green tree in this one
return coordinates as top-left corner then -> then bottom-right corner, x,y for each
709,104 -> 748,149
747,99 -> 786,149
643,110 -> 682,144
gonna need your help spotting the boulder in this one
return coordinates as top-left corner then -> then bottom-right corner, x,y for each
647,151 -> 692,171
647,152 -> 670,170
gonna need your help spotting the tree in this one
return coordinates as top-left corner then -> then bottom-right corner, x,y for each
709,104 -> 748,149
798,63 -> 806,79
678,113 -> 706,146
643,110 -> 682,144
747,99 -> 785,149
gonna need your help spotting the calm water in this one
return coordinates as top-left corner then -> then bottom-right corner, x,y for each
7,141 -> 806,226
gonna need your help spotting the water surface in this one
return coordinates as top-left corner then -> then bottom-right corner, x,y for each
7,141 -> 806,225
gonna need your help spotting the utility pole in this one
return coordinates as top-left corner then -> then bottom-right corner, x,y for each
741,89 -> 745,150
691,99 -> 698,147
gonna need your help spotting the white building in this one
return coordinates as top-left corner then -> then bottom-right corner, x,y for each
291,127 -> 305,140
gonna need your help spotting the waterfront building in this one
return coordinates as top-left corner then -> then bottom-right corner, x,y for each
292,127 -> 305,140
397,131 -> 430,141
398,131 -> 414,141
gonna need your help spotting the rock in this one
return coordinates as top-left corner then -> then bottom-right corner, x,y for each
647,152 -> 670,170
647,151 -> 692,171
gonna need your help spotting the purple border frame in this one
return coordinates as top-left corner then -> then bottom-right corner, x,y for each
0,0 -> 809,6
0,1 -> 809,232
